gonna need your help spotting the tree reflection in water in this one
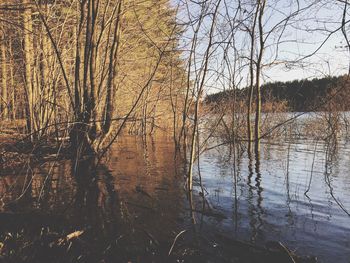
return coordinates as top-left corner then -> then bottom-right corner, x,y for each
0,135 -> 350,262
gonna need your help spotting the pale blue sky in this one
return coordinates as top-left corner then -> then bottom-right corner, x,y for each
174,0 -> 350,93
263,0 -> 349,82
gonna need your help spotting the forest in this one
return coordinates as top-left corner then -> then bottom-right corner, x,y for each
205,75 -> 350,112
0,0 -> 350,263
0,0 -> 186,153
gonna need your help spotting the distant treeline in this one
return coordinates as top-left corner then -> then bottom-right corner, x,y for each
206,75 -> 349,112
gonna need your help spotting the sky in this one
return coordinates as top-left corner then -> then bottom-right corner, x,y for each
174,0 -> 350,93
263,0 -> 349,82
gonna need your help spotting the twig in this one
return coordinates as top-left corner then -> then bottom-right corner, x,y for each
278,241 -> 297,263
168,230 -> 187,256
304,140 -> 318,196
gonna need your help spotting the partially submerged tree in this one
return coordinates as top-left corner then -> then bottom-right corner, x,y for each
0,0 -> 186,157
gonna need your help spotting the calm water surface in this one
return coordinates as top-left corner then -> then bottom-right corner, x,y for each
0,135 -> 349,262
198,138 -> 350,262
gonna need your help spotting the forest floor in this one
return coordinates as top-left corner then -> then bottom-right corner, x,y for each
0,121 -> 29,175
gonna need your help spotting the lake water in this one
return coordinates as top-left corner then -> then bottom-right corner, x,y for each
0,133 -> 349,262
198,137 -> 350,262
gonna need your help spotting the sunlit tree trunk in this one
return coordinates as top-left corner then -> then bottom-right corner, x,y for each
9,38 -> 16,120
1,27 -> 8,120
38,2 -> 52,138
103,0 -> 122,136
89,0 -> 100,137
23,0 -> 36,138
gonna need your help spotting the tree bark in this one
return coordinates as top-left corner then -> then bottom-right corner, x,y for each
1,27 -> 8,120
254,0 -> 266,156
22,0 -> 36,138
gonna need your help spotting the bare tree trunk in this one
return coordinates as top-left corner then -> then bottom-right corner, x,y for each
1,27 -> 8,120
9,38 -> 16,120
103,0 -> 122,135
247,1 -> 259,155
23,0 -> 35,138
38,2 -> 52,138
89,0 -> 99,138
254,0 -> 266,156
178,7 -> 204,152
187,0 -> 221,191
